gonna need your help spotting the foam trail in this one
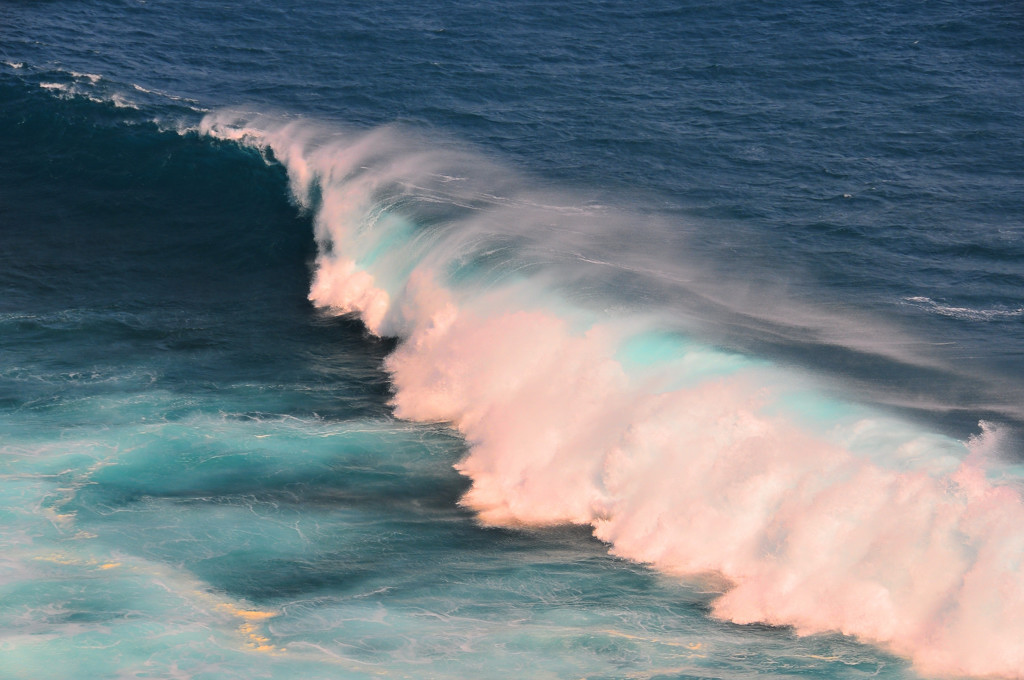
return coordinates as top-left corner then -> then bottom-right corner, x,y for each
200,112 -> 1024,679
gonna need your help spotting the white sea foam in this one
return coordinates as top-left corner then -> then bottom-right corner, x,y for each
69,70 -> 102,83
904,296 -> 1024,321
29,66 -> 209,116
201,112 -> 1024,679
35,78 -> 140,110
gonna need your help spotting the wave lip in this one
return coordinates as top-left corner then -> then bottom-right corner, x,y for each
201,111 -> 1024,679
8,62 -> 210,117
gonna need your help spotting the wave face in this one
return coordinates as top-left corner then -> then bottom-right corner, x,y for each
200,112 -> 1024,678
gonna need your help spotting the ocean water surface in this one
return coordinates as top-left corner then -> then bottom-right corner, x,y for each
2,1 -> 1023,678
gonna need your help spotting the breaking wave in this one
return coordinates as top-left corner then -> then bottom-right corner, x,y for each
200,111 -> 1024,679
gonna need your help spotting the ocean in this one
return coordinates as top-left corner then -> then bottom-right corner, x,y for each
1,1 -> 1023,678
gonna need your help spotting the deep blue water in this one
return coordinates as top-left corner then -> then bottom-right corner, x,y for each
2,1 -> 1023,678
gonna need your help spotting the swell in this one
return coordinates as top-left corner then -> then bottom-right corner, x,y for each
198,111 -> 1024,679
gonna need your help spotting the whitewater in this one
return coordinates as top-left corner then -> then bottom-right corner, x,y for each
196,112 -> 1024,678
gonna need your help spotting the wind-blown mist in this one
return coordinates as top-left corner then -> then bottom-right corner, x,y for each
200,112 -> 1024,679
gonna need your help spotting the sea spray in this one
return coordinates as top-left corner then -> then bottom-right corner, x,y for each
200,112 -> 1024,678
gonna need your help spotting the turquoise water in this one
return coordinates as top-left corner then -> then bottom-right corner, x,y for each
2,1 -> 1023,678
